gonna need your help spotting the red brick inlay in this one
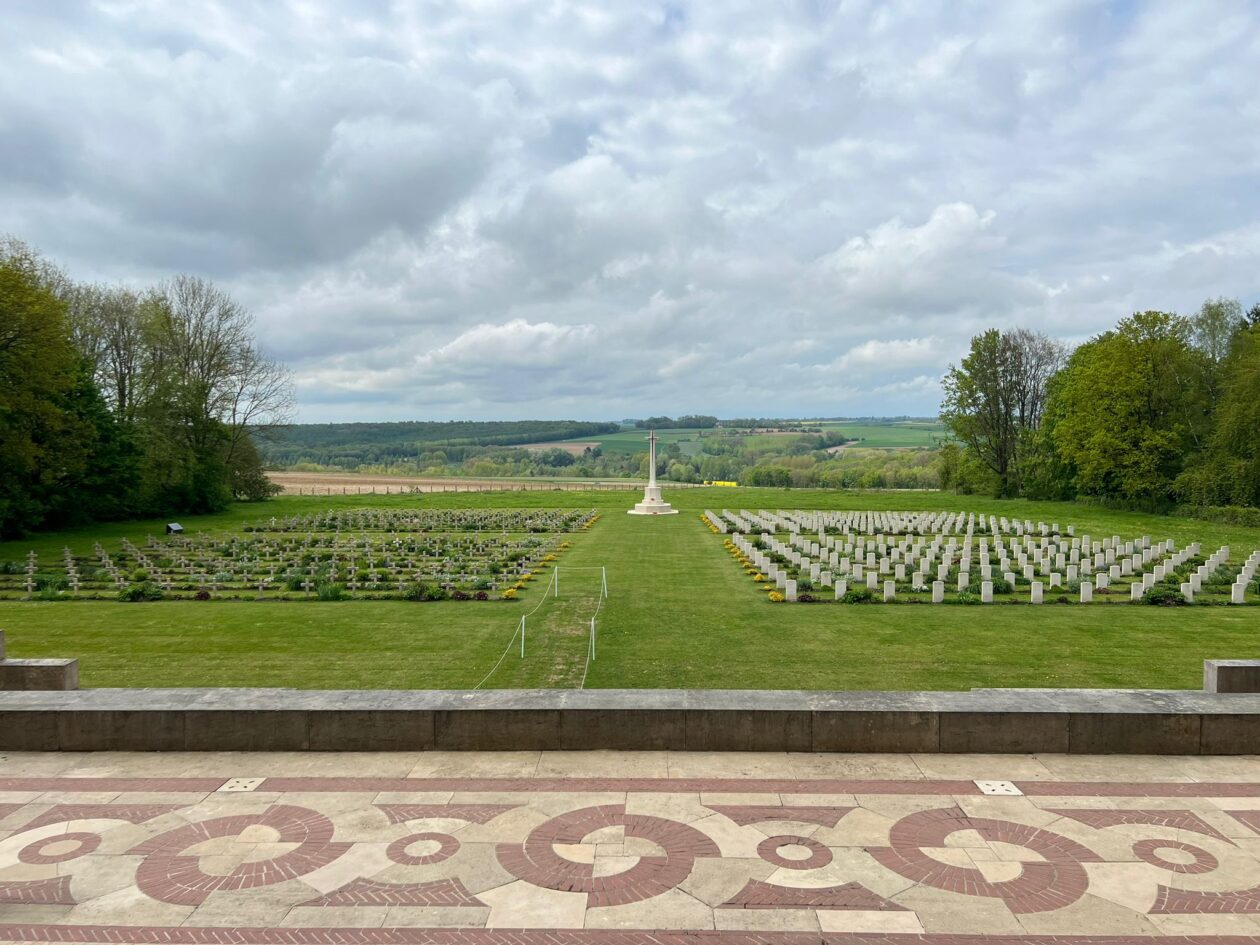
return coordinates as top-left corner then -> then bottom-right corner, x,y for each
720,878 -> 907,911
12,773 -> 1260,797
756,835 -> 832,870
868,806 -> 1103,914
1047,808 -> 1232,842
1153,882 -> 1260,914
5,925 -> 1260,943
708,804 -> 854,827
387,832 -> 459,866
496,803 -> 721,907
376,804 -> 519,825
22,803 -> 186,831
18,831 -> 101,865
128,804 -> 351,906
0,803 -> 23,823
0,875 -> 76,905
1133,839 -> 1219,875
298,877 -> 484,908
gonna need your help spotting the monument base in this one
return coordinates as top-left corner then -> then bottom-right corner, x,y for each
628,484 -> 677,515
628,499 -> 678,515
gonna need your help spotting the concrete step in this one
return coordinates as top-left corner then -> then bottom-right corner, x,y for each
0,658 -> 79,691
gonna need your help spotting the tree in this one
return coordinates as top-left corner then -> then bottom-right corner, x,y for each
136,276 -> 294,512
1046,311 -> 1208,504
1192,297 -> 1245,366
940,328 -> 1067,497
0,245 -> 112,535
1176,322 -> 1260,507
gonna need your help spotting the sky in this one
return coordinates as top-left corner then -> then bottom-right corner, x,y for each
3,1 -> 1259,423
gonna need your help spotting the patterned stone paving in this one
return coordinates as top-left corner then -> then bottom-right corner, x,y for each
6,751 -> 1260,942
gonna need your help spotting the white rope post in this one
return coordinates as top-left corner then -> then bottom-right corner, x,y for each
590,617 -> 596,661
602,566 -> 608,599
519,615 -> 526,658
554,566 -> 559,599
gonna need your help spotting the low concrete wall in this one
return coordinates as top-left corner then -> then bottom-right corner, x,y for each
2,687 -> 1259,753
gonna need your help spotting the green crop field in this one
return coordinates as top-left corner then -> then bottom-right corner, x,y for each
578,428 -> 711,456
814,420 -> 946,448
2,486 -> 1257,691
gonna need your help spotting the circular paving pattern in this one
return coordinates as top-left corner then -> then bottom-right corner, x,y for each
18,832 -> 101,865
870,806 -> 1104,914
387,832 -> 459,866
496,803 -> 721,908
1133,839 -> 1219,875
128,805 -> 351,906
757,835 -> 832,870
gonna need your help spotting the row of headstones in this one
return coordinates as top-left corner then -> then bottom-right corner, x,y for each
730,532 -> 1247,604
258,507 -> 596,533
1178,547 -> 1257,603
719,509 -> 1082,538
750,529 -> 1177,591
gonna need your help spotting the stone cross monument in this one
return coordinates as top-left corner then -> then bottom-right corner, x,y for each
628,430 -> 677,515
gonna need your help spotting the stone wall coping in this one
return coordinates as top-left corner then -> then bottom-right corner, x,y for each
3,686 -> 1260,713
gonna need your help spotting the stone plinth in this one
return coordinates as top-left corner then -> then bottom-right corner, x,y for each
1205,660 -> 1260,693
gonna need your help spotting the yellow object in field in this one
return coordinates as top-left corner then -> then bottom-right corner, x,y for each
704,480 -> 739,487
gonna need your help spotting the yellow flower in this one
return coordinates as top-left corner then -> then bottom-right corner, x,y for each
502,588 -> 518,599
753,573 -> 765,582
768,591 -> 785,602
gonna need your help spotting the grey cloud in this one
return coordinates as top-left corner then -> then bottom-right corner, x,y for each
2,0 -> 1258,421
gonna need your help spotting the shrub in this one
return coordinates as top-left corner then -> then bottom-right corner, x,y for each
37,586 -> 68,601
473,578 -> 492,590
131,568 -> 150,582
451,589 -> 471,601
990,578 -> 1013,594
194,590 -> 212,601
35,574 -> 67,592
316,582 -> 347,601
0,561 -> 21,575
213,572 -> 233,584
1142,586 -> 1189,606
797,592 -> 816,602
284,573 -> 306,592
841,587 -> 875,604
475,590 -> 489,601
798,580 -> 814,592
953,591 -> 979,605
401,582 -> 449,602
118,582 -> 164,602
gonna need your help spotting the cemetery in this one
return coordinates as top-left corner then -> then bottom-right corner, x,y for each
0,507 -> 599,602
706,509 -> 1260,605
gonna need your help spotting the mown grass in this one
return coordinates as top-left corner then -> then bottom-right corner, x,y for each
2,486 -> 1259,690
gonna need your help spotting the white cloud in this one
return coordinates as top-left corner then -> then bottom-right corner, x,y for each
2,0 -> 1258,420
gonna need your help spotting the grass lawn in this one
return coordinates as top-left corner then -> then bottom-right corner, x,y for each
2,486 -> 1258,691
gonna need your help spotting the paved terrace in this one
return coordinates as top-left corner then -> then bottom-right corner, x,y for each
5,750 -> 1260,941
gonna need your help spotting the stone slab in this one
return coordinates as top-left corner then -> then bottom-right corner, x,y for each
0,657 -> 79,691
1205,659 -> 1260,693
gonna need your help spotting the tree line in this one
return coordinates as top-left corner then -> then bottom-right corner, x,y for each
0,239 -> 292,538
941,299 -> 1260,511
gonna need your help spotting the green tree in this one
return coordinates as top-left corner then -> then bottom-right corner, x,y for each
0,248 -> 82,535
1047,311 -> 1208,504
940,328 -> 1066,497
1176,322 -> 1260,507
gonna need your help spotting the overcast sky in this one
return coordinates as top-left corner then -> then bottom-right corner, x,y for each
3,1 -> 1258,422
